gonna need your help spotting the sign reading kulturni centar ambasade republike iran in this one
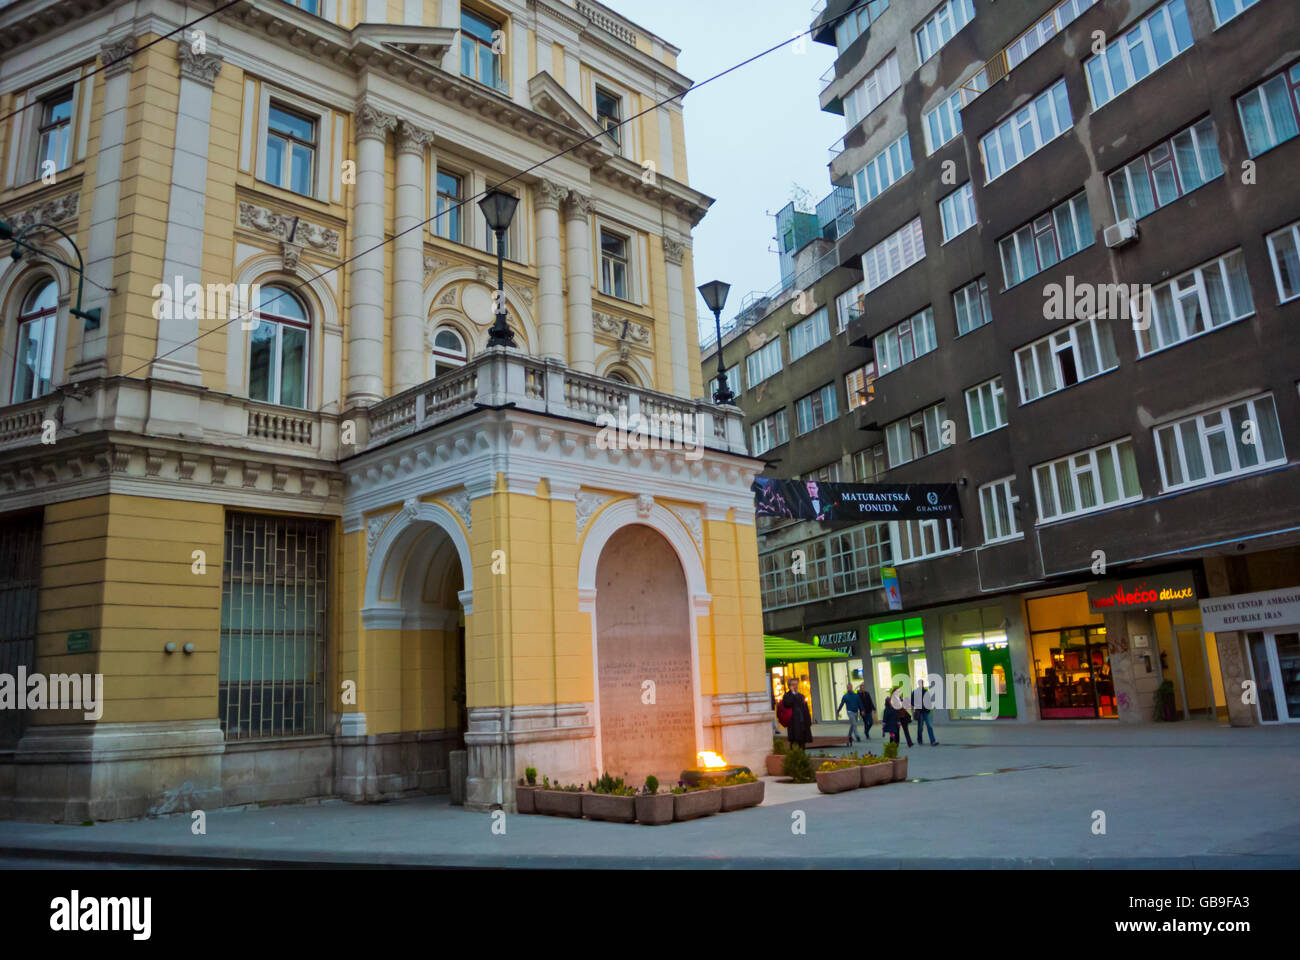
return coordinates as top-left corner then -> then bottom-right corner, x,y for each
1198,588 -> 1300,633
752,478 -> 960,524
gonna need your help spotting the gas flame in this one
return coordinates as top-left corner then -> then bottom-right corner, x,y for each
697,750 -> 728,769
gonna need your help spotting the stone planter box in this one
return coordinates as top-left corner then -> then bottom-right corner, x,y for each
582,792 -> 637,823
859,762 -> 893,788
891,756 -> 909,782
535,789 -> 583,818
765,754 -> 786,776
815,766 -> 860,794
720,780 -> 765,811
516,784 -> 537,814
634,793 -> 675,825
673,788 -> 722,821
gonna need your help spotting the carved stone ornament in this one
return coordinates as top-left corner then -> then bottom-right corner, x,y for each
100,37 -> 136,77
536,179 -> 568,211
438,286 -> 458,307
280,241 -> 302,272
668,505 -> 704,553
366,510 -> 396,560
355,100 -> 398,141
424,255 -> 449,279
177,43 -> 223,86
636,493 -> 654,519
396,119 -> 435,155
575,490 -> 614,536
440,488 -> 472,533
237,201 -> 341,256
592,310 -> 651,347
662,236 -> 687,266
402,497 -> 421,521
7,192 -> 79,233
564,190 -> 593,219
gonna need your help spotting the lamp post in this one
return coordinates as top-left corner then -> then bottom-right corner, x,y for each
478,189 -> 519,349
0,219 -> 101,329
698,279 -> 734,405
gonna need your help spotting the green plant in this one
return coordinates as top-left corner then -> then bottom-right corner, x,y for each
782,746 -> 816,783
542,775 -> 550,789
590,771 -> 628,794
670,784 -> 686,795
883,741 -> 899,759
525,766 -> 537,785
857,754 -> 890,765
772,737 -> 789,755
644,775 -> 659,795
723,771 -> 756,785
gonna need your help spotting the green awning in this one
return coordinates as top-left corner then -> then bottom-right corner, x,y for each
764,635 -> 850,668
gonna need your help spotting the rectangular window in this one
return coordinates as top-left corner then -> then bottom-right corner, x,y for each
891,518 -> 960,564
922,71 -> 988,155
1212,0 -> 1259,27
804,461 -> 844,484
1267,219 -> 1300,303
751,409 -> 789,455
761,522 -> 891,610
599,229 -> 630,300
265,103 -> 316,196
939,182 -> 977,242
845,362 -> 877,411
965,377 -> 1008,437
835,0 -> 891,54
789,307 -> 831,360
853,132 -> 913,208
853,442 -> 887,482
709,363 -> 741,400
283,0 -> 320,12
999,191 -> 1093,288
1085,0 -> 1194,110
915,0 -> 976,64
980,79 -> 1072,182
461,8 -> 506,92
885,401 -> 948,468
595,86 -> 622,144
874,307 -> 937,376
1109,117 -> 1224,222
1033,438 -> 1142,522
435,170 -> 464,243
835,282 -> 866,332
796,383 -> 839,435
220,513 -> 329,740
1006,0 -> 1099,70
1236,62 -> 1300,158
861,217 -> 926,294
35,88 -> 73,178
953,276 -> 993,335
844,52 -> 901,128
979,477 -> 1021,543
745,338 -> 782,388
1155,394 -> 1285,491
1016,317 -> 1118,403
1138,249 -> 1254,355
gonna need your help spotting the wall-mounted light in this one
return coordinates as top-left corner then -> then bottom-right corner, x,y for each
164,642 -> 176,654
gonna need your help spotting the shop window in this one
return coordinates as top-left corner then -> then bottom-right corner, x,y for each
941,605 -> 1015,719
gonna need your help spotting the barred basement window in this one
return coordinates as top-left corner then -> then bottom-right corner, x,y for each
220,513 -> 329,740
0,511 -> 41,746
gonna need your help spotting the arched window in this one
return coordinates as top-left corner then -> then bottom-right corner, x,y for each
607,370 -> 630,384
11,279 -> 58,403
249,284 -> 309,408
432,326 -> 467,378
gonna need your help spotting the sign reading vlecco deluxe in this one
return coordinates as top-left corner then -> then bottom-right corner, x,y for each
1198,588 -> 1300,633
1086,572 -> 1197,612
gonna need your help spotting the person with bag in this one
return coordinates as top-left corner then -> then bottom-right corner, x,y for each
856,680 -> 876,740
889,684 -> 914,748
911,678 -> 939,745
779,677 -> 813,751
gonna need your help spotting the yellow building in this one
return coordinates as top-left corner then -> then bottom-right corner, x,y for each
0,0 -> 769,820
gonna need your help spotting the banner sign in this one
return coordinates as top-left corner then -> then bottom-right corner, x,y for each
1199,587 -> 1300,633
882,567 -> 902,611
752,478 -> 960,523
1086,572 -> 1198,612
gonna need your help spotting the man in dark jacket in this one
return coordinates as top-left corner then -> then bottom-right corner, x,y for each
836,685 -> 863,745
911,678 -> 939,745
781,678 -> 813,750
856,680 -> 876,739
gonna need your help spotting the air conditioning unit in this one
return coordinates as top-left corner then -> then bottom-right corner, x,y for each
1104,218 -> 1139,249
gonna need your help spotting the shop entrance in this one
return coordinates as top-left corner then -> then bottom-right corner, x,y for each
1027,592 -> 1115,719
1154,609 -> 1218,720
1246,630 -> 1300,723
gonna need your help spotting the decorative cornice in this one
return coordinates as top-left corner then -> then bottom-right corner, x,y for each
237,201 -> 341,257
6,192 -> 79,233
535,178 -> 568,211
396,119 -> 435,156
563,190 -> 593,219
355,100 -> 398,141
662,236 -> 687,266
100,36 -> 136,78
592,311 -> 650,347
177,43 -> 223,87
424,255 -> 450,279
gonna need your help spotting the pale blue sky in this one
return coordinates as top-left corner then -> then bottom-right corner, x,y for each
607,1 -> 843,337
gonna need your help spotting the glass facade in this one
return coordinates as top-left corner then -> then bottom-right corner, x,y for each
1027,592 -> 1115,719
940,605 -> 1017,719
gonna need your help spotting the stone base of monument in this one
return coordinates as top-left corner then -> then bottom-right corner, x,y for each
679,765 -> 751,788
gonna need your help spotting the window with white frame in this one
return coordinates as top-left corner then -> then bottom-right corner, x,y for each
1006,0 -> 1099,71
1154,394 -> 1286,492
709,363 -> 741,400
853,442 -> 887,482
431,325 -> 468,378
34,88 -> 73,179
939,182 -> 977,242
595,86 -> 622,145
844,52 -> 901,128
265,103 -> 316,197
915,0 -> 976,64
249,284 -> 309,409
835,281 -> 865,332
845,362 -> 876,411
11,279 -> 58,403
885,401 -> 949,468
1085,0 -> 1194,110
745,338 -> 782,388
874,307 -> 936,376
1236,62 -> 1300,158
853,132 -> 913,209
1033,437 -> 1142,522
1211,0 -> 1260,28
834,0 -> 890,54
980,79 -> 1072,182
751,409 -> 789,455
796,383 -> 839,435
861,217 -> 926,293
460,8 -> 506,93
979,477 -> 1021,544
804,461 -> 843,484
599,228 -> 630,300
434,170 -> 465,243
1138,249 -> 1254,356
966,377 -> 1007,437
760,522 -> 891,610
953,276 -> 993,336
789,307 -> 831,361
1266,219 -> 1300,304
282,0 -> 320,13
1016,317 -> 1118,404
891,518 -> 960,565
922,72 -> 988,155
999,191 -> 1093,289
1108,117 -> 1224,223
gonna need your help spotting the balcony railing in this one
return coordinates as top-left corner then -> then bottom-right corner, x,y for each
819,63 -> 837,94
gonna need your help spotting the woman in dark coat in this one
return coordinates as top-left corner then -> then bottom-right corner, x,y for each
781,678 -> 814,750
882,686 -> 912,747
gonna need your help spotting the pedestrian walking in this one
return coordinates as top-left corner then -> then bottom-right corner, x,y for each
837,684 -> 863,745
890,684 -> 914,747
856,680 -> 876,740
780,677 -> 814,751
911,678 -> 939,745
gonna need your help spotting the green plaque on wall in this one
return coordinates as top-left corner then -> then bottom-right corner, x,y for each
66,631 -> 91,653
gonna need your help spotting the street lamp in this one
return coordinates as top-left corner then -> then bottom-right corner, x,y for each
0,219 -> 101,329
698,279 -> 734,405
478,189 -> 519,349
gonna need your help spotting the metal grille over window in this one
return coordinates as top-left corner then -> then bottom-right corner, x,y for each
0,511 -> 42,745
219,513 -> 329,740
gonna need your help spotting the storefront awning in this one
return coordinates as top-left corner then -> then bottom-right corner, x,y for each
763,635 -> 850,668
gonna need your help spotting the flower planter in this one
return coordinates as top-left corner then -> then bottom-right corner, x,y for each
720,780 -> 765,811
891,756 -> 909,782
815,766 -> 860,794
634,793 -> 675,825
582,792 -> 637,823
859,762 -> 893,788
535,789 -> 583,818
765,754 -> 786,777
515,784 -> 537,814
673,788 -> 722,821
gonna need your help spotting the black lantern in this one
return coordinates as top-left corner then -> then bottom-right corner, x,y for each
479,190 -> 520,349
698,280 -> 733,405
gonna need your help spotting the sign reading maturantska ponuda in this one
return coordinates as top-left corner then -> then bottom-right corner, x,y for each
752,478 -> 961,523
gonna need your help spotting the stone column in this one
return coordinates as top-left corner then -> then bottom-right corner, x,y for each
563,190 -> 595,373
534,179 -> 567,362
347,100 -> 396,406
663,236 -> 690,398
393,120 -> 434,393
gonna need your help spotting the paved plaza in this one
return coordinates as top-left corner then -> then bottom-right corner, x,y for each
2,722 -> 1297,869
